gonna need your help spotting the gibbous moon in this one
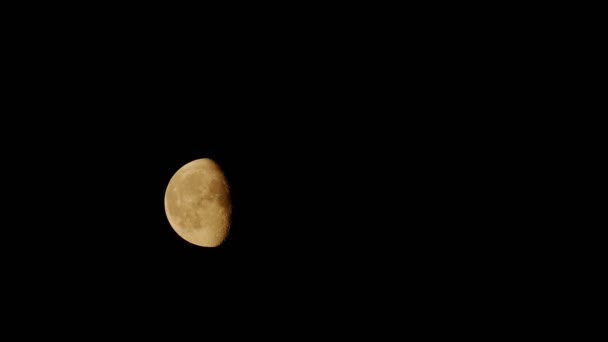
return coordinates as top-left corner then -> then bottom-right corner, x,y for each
164,158 -> 231,247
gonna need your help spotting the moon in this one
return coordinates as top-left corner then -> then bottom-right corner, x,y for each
164,158 -> 232,247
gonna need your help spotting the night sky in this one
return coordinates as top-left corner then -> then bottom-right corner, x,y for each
1,18 -> 535,334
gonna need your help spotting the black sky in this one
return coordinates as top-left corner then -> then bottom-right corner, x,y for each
1,16 -> 539,333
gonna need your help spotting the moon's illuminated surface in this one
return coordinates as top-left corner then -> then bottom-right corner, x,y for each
164,158 -> 231,247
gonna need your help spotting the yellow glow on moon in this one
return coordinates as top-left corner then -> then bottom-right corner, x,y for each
164,158 -> 231,247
